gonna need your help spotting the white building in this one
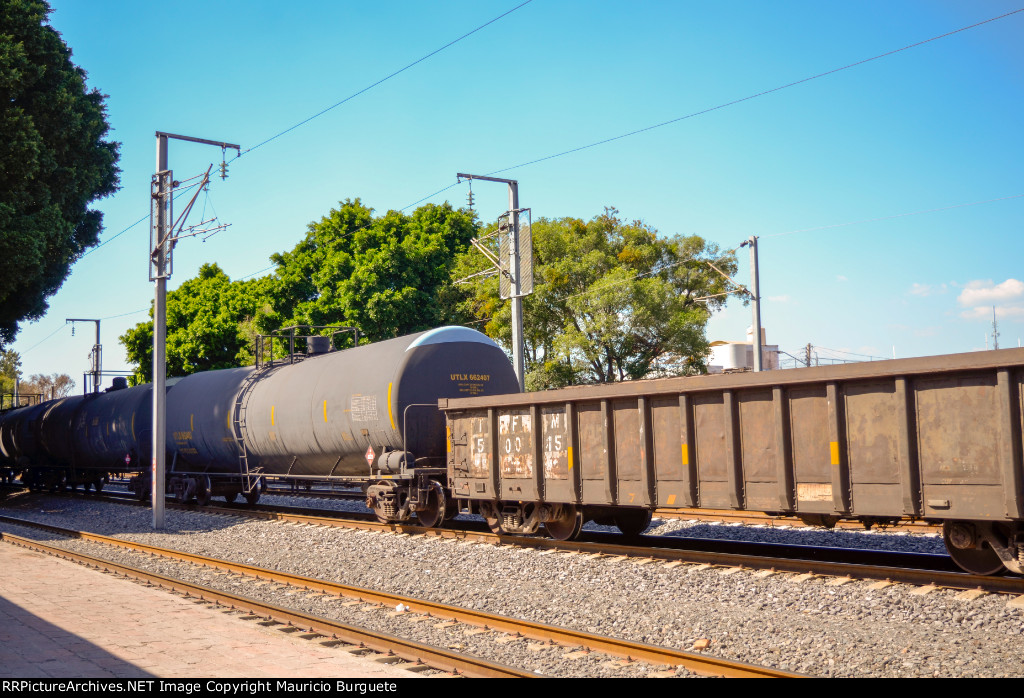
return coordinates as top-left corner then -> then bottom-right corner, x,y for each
707,327 -> 779,373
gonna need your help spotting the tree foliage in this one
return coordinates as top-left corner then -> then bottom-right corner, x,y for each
120,201 -> 477,380
0,0 -> 120,347
260,199 -> 476,342
0,349 -> 22,395
453,207 -> 737,389
120,263 -> 271,384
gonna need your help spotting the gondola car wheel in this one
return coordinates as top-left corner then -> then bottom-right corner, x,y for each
614,509 -> 652,537
944,521 -> 1006,576
544,504 -> 583,541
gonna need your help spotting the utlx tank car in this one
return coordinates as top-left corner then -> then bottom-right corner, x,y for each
0,326 -> 520,518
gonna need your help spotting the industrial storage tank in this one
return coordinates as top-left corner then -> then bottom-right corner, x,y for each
165,326 -> 520,478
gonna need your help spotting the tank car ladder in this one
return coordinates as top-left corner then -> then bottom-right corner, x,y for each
231,368 -> 266,497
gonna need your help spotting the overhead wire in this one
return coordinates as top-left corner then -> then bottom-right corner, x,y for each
477,7 -> 1024,178
62,7 -> 1024,336
231,0 -> 535,161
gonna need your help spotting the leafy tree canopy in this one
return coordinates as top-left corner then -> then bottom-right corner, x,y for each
453,207 -> 738,389
0,0 -> 120,346
0,349 -> 22,395
120,201 -> 476,380
260,198 -> 476,342
121,263 -> 271,384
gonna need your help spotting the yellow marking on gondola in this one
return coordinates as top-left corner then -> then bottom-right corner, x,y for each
323,399 -> 328,423
567,446 -> 574,470
271,405 -> 276,426
681,443 -> 689,465
387,382 -> 395,430
446,426 -> 451,453
830,441 -> 840,466
667,494 -> 677,505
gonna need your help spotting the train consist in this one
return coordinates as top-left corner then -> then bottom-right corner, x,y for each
0,326 -> 519,509
1,324 -> 1023,576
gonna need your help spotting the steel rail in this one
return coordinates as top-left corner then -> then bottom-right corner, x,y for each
26,493 -> 1016,592
0,531 -> 531,679
0,516 -> 800,678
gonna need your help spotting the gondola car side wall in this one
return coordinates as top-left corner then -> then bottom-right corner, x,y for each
441,348 -> 1024,523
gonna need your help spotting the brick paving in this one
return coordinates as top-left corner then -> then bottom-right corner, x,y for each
0,543 -> 420,679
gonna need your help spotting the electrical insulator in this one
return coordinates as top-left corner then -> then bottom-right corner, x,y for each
219,161 -> 228,180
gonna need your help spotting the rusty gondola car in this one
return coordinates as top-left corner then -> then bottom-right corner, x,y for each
439,348 -> 1024,576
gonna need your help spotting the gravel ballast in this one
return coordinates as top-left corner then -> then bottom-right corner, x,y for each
2,492 -> 1022,678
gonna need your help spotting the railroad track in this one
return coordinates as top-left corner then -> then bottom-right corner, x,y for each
8,489 -> 1023,596
0,516 -> 799,678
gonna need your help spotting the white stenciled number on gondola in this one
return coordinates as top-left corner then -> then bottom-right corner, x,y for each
476,436 -> 485,453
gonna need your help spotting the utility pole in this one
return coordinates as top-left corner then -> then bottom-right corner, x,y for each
151,131 -> 238,529
740,236 -> 763,372
992,306 -> 1000,350
66,319 -> 100,393
805,343 -> 813,368
456,173 -> 529,390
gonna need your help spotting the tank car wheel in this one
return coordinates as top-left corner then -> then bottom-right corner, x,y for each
544,504 -> 583,541
415,481 -> 446,529
223,491 -> 239,504
195,476 -> 212,507
944,521 -> 1006,576
244,488 -> 260,506
94,479 -> 104,493
614,509 -> 652,537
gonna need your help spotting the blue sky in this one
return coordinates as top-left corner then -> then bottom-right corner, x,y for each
12,0 -> 1024,384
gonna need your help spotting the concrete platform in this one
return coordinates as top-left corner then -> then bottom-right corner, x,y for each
0,542 -> 421,679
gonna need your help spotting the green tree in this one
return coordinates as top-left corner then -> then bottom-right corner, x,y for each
120,263 -> 271,384
260,198 -> 477,341
0,0 -> 120,347
453,207 -> 737,389
0,349 -> 21,395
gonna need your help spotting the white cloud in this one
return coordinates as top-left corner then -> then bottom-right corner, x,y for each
909,282 -> 947,297
959,305 -> 1024,320
836,275 -> 848,282
958,279 -> 1024,307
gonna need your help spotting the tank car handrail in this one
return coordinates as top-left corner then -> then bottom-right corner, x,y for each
254,324 -> 362,369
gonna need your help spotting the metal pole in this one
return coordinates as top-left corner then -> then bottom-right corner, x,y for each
455,173 -> 527,391
92,322 -> 100,393
152,134 -> 168,529
508,181 -> 525,391
748,236 -> 763,372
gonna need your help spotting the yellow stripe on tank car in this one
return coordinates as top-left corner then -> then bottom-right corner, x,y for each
323,400 -> 328,423
388,382 -> 395,430
271,405 -> 276,426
